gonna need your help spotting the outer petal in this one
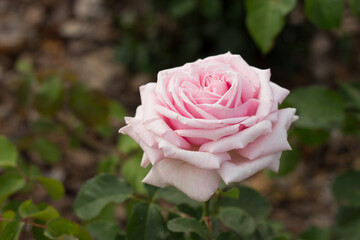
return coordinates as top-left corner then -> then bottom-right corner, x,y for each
142,159 -> 220,202
199,120 -> 272,153
218,152 -> 282,184
270,82 -> 290,104
158,140 -> 230,169
175,124 -> 240,141
238,108 -> 296,160
253,68 -> 274,120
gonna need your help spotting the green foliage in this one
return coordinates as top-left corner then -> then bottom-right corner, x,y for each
97,154 -> 120,174
127,202 -> 168,240
44,218 -> 92,240
117,134 -> 140,154
0,221 -> 25,240
301,226 -> 331,240
19,199 -> 59,221
0,136 -> 18,168
266,150 -> 301,177
0,174 -> 25,199
304,0 -> 344,29
74,174 -> 133,220
221,186 -> 272,220
121,153 -> 149,194
286,85 -> 345,129
332,171 -> 360,208
245,0 -> 296,53
34,76 -> 64,115
35,176 -> 65,200
32,138 -> 61,164
218,207 -> 256,239
167,217 -> 208,239
350,0 -> 360,16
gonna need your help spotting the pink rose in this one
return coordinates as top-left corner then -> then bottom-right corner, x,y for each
119,52 -> 297,201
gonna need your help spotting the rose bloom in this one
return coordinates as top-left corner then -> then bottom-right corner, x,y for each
120,53 -> 297,201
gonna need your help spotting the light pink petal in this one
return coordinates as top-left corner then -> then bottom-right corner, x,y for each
270,82 -> 290,104
218,152 -> 282,184
142,159 -> 220,202
199,120 -> 272,153
156,105 -> 249,129
145,118 -> 191,149
141,154 -> 151,168
253,68 -> 274,120
199,99 -> 259,119
175,124 -> 240,141
140,83 -> 161,121
238,108 -> 296,160
158,140 -> 230,169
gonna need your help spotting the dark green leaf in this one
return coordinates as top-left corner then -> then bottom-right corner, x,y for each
286,85 -> 345,129
0,221 -> 24,240
245,0 -> 296,53
74,174 -> 132,220
69,84 -> 109,126
36,176 -> 65,200
332,171 -> 360,207
44,218 -> 92,240
86,220 -> 120,240
0,136 -> 17,167
305,0 -> 344,29
221,186 -> 271,220
167,217 -> 208,240
127,202 -> 168,240
219,207 -> 255,239
301,226 -> 331,240
292,128 -> 330,147
32,138 -> 61,164
335,207 -> 360,240
0,174 -> 25,198
35,76 -> 63,115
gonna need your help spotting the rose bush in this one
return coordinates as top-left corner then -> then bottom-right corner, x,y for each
120,52 -> 297,201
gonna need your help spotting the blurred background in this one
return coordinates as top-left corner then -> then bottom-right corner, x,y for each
0,0 -> 359,238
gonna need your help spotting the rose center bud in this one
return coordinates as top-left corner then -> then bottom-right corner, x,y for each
201,73 -> 230,96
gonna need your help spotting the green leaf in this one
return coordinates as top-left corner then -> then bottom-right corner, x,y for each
109,101 -> 127,121
69,84 -> 109,126
19,200 -> 59,221
0,221 -> 25,240
169,0 -> 196,18
332,171 -> 360,208
216,232 -> 239,240
292,128 -> 330,147
218,207 -> 255,239
245,0 -> 296,53
301,226 -> 331,240
35,76 -> 64,115
35,176 -> 65,200
0,174 -> 25,198
97,154 -> 120,174
335,207 -> 360,240
350,0 -> 360,17
221,186 -> 271,220
286,85 -> 345,129
44,218 -> 92,240
32,138 -> 61,164
266,150 -> 301,177
305,0 -> 344,29
74,174 -> 132,220
117,134 -> 140,154
340,82 -> 360,111
154,186 -> 201,208
0,136 -> 18,167
121,154 -> 149,194
167,217 -> 208,240
0,211 -> 16,233
127,202 -> 168,240
86,220 -> 120,240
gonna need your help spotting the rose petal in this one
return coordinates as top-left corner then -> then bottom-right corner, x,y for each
158,140 -> 230,169
141,154 -> 151,167
253,68 -> 274,120
270,82 -> 290,104
142,159 -> 220,202
199,120 -> 272,153
218,152 -> 282,184
238,108 -> 296,160
140,83 -> 161,121
175,124 -> 240,141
